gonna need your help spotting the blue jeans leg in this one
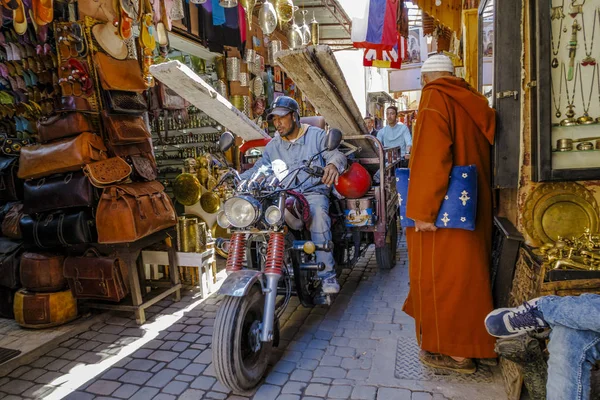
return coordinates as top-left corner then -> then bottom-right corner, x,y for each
538,294 -> 600,333
546,325 -> 600,400
304,194 -> 334,274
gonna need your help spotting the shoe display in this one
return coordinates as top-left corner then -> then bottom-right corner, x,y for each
484,298 -> 548,338
319,271 -> 340,294
418,350 -> 477,375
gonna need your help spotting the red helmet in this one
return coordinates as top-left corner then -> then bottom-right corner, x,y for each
335,162 -> 372,199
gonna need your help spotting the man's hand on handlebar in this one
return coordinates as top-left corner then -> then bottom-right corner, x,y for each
322,164 -> 340,187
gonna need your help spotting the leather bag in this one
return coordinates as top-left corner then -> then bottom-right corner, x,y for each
105,90 -> 148,114
97,181 -> 176,243
0,287 -> 16,318
13,288 -> 78,329
37,112 -> 93,143
0,237 -> 22,289
0,157 -> 23,202
20,209 -> 97,248
55,96 -> 92,113
1,136 -> 30,157
64,249 -> 129,302
2,203 -> 23,239
20,252 -> 67,292
94,52 -> 146,93
102,111 -> 151,145
108,139 -> 157,181
83,157 -> 132,188
23,172 -> 98,214
157,82 -> 187,110
18,132 -> 107,180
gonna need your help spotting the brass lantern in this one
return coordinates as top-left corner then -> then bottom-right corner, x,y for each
276,0 -> 294,29
310,11 -> 319,45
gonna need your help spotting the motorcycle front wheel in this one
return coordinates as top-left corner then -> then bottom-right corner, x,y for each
213,285 -> 273,393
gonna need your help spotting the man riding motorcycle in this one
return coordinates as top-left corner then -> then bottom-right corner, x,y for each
239,96 -> 347,294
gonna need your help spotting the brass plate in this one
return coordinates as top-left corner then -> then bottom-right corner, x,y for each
214,224 -> 232,239
524,182 -> 599,246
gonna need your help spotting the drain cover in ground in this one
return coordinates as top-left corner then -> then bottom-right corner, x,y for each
394,337 -> 494,383
0,347 -> 20,364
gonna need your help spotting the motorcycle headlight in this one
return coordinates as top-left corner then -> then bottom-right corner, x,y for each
265,205 -> 283,226
224,195 -> 261,228
217,210 -> 231,229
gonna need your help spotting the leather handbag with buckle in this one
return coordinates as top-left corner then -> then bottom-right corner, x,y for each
20,252 -> 67,292
2,203 -> 23,239
104,90 -> 148,114
83,157 -> 132,188
18,132 -> 107,180
64,248 -> 129,302
20,209 -> 97,248
102,111 -> 151,145
108,139 -> 157,181
37,112 -> 93,143
94,52 -> 146,93
23,172 -> 98,214
0,237 -> 22,290
0,157 -> 23,202
1,135 -> 31,157
96,181 -> 176,243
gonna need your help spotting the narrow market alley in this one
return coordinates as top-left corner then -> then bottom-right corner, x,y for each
0,241 -> 506,400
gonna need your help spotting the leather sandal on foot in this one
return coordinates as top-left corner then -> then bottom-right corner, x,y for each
418,350 -> 477,375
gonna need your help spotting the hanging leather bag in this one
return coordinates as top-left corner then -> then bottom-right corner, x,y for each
108,139 -> 157,181
2,203 -> 23,239
64,248 -> 129,302
23,172 -> 98,214
101,111 -> 151,145
20,209 -> 97,248
20,252 -> 67,292
104,90 -> 148,114
96,181 -> 176,243
0,157 -> 23,202
18,132 -> 108,180
94,52 -> 146,93
37,112 -> 94,143
0,237 -> 22,289
83,157 -> 132,188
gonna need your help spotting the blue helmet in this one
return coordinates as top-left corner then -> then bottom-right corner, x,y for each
267,96 -> 300,122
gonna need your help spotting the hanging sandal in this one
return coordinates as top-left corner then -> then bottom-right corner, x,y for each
13,0 -> 28,36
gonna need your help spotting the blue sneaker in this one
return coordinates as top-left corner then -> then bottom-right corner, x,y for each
484,298 -> 548,338
319,271 -> 340,294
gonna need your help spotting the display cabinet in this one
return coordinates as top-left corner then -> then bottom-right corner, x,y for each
535,0 -> 600,181
478,0 -> 522,188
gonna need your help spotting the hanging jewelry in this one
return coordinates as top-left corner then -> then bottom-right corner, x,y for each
567,19 -> 581,80
569,0 -> 585,18
577,63 -> 596,124
551,0 -> 566,68
552,64 -> 563,119
580,8 -> 597,66
561,62 -> 579,126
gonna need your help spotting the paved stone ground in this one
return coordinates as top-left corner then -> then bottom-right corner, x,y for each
0,240 -> 507,400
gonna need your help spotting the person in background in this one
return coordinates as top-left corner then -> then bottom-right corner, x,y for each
364,116 -> 378,136
404,54 -> 497,374
485,294 -> 600,400
376,106 -> 412,166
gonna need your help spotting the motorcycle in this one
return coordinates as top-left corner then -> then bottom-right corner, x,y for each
212,129 -> 343,393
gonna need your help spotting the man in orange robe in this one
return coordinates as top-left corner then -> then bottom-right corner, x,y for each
404,54 -> 497,374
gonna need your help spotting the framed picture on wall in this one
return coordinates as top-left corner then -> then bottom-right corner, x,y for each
274,66 -> 283,84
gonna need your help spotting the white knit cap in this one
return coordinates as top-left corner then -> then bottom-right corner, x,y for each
421,54 -> 454,73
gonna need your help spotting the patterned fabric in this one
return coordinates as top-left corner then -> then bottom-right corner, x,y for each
395,165 -> 478,230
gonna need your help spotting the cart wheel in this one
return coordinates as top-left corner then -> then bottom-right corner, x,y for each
376,214 -> 398,270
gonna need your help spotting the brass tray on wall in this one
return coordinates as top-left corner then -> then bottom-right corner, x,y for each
523,182 -> 599,246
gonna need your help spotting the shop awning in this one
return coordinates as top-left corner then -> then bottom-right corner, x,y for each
294,0 -> 353,50
411,0 -> 462,35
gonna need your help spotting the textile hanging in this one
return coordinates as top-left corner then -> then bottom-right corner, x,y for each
352,0 -> 399,50
363,36 -> 407,69
412,0 -> 462,35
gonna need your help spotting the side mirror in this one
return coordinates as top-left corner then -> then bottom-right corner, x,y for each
326,129 -> 343,151
219,131 -> 235,152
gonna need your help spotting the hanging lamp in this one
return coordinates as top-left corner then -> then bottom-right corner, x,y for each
259,0 -> 278,35
219,0 -> 238,8
310,10 -> 319,45
299,9 -> 311,45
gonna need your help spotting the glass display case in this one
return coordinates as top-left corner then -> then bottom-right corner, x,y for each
535,0 -> 600,181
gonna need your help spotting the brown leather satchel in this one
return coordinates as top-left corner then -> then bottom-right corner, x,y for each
96,181 -> 176,243
20,253 -> 67,292
18,132 -> 107,180
37,113 -> 93,143
101,111 -> 151,145
94,52 -> 146,93
23,172 -> 98,214
64,248 -> 129,302
83,157 -> 132,188
2,203 -> 23,239
108,139 -> 158,181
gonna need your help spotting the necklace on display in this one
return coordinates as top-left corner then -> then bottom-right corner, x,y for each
551,0 -> 566,68
561,61 -> 579,126
580,7 -> 597,66
569,0 -> 585,18
552,63 -> 564,118
577,62 -> 596,124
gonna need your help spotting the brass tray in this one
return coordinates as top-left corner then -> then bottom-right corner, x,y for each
523,182 -> 599,246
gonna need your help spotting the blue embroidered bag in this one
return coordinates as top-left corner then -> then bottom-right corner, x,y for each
395,165 -> 478,230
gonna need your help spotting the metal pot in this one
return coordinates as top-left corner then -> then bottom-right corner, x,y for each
344,197 -> 375,227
